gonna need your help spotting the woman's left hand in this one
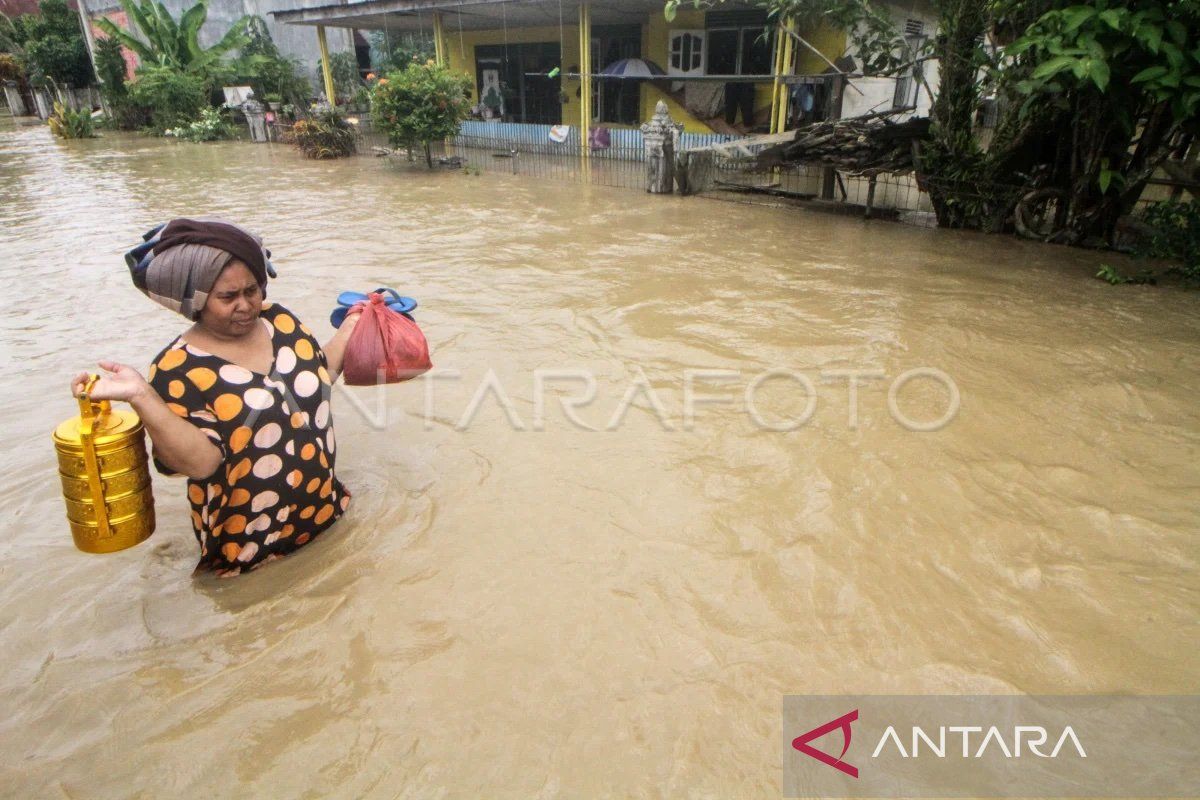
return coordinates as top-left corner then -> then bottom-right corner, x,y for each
340,309 -> 362,335
323,309 -> 362,381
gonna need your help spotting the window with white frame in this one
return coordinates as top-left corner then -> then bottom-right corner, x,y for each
892,18 -> 928,109
669,31 -> 705,74
705,10 -> 773,76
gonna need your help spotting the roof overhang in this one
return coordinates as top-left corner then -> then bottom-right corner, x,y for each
273,0 -> 760,31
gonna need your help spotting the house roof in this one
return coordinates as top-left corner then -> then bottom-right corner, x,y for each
273,0 -> 759,30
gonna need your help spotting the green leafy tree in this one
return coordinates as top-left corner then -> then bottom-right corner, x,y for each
368,30 -> 434,73
921,0 -> 991,229
226,16 -> 311,107
95,0 -> 251,75
93,35 -> 128,92
665,0 -> 917,76
0,14 -> 23,56
1000,0 -> 1200,243
95,35 -> 156,129
315,50 -> 362,102
371,61 -> 471,167
3,0 -> 92,88
663,0 -> 1200,248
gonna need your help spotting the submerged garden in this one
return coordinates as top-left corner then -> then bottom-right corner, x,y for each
0,0 -> 470,161
2,0 -> 1198,286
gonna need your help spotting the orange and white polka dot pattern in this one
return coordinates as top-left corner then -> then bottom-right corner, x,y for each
148,303 -> 351,577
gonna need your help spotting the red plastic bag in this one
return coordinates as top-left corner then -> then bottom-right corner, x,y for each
342,293 -> 432,386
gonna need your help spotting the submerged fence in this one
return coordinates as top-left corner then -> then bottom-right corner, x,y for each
352,118 -> 936,222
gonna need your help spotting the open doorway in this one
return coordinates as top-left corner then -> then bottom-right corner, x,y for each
475,42 -> 562,124
590,25 -> 642,126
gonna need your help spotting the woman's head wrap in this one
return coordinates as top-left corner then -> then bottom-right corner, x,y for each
126,218 -> 278,320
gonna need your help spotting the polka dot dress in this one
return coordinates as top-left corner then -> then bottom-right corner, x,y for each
148,303 -> 350,576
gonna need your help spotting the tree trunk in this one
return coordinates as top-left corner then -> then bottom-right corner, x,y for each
923,0 -> 989,228
424,140 -> 433,169
1063,100 -> 1177,245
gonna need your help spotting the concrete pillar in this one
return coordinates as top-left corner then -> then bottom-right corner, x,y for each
641,100 -> 683,194
242,99 -> 269,142
32,88 -> 52,120
3,82 -> 27,116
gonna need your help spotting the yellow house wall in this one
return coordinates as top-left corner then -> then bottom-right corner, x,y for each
793,21 -> 844,75
439,9 -> 847,132
444,24 -> 581,117
643,8 -> 713,133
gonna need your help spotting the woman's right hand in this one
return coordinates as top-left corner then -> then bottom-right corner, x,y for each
71,360 -> 153,404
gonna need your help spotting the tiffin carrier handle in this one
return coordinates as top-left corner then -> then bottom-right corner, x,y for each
75,374 -> 112,538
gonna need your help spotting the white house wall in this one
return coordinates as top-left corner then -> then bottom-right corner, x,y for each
841,0 -> 940,120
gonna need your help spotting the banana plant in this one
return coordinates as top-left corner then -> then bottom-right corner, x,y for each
96,0 -> 251,73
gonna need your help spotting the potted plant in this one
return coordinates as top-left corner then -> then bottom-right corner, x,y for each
263,92 -> 282,112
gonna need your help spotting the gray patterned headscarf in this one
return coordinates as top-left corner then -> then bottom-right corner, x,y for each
126,217 -> 277,320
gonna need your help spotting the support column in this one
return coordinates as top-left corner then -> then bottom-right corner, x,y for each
433,13 -> 446,67
578,2 -> 591,160
769,20 -> 786,135
778,23 -> 794,131
317,25 -> 337,106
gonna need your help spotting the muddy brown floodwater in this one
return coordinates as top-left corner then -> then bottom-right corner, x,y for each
1,119 -> 1197,798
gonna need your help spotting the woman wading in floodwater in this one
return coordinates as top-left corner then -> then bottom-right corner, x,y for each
71,218 -> 360,577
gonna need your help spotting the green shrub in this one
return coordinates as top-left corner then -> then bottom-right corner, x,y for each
370,61 -> 470,167
128,66 -> 207,132
92,36 -> 152,130
1136,200 -> 1200,285
1094,263 -> 1156,286
165,106 -> 232,142
1098,201 -> 1200,288
290,109 -> 355,159
48,100 -> 95,138
0,53 -> 22,81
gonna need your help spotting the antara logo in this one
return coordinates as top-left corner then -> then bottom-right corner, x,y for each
792,709 -> 860,778
792,709 -> 1089,779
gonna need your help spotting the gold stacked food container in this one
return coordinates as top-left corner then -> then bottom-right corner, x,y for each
53,376 -> 155,553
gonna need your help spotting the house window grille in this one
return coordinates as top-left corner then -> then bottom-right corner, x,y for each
893,22 -> 928,109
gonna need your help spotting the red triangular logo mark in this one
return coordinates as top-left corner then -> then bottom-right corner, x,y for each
792,709 -> 859,778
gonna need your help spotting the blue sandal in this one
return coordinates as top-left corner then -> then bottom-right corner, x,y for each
331,288 -> 418,328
